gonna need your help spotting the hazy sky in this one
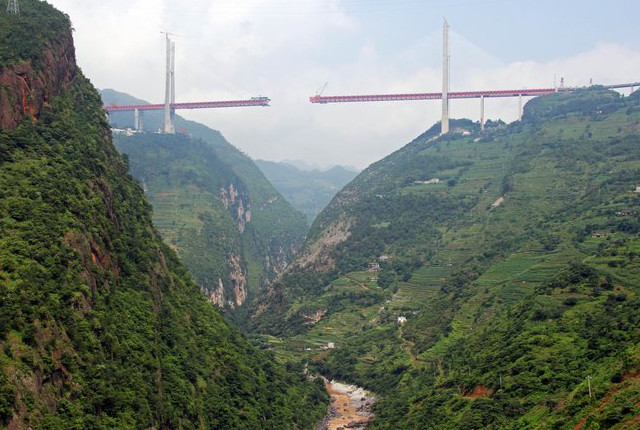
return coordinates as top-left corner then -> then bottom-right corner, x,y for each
49,0 -> 640,169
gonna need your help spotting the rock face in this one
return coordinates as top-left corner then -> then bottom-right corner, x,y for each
0,27 -> 76,130
112,130 -> 308,317
221,183 -> 252,234
229,253 -> 248,308
0,3 -> 329,428
296,216 -> 354,271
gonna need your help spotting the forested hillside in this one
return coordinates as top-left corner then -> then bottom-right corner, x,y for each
113,132 -> 307,317
255,159 -> 358,224
253,88 -> 640,428
104,90 -> 308,315
0,2 -> 326,428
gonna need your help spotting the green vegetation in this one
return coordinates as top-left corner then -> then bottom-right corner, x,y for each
254,88 -> 640,428
113,132 -> 308,319
105,90 -> 308,319
255,160 -> 358,224
0,2 -> 327,428
0,0 -> 69,69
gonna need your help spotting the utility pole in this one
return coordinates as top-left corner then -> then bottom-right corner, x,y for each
7,0 -> 19,15
586,376 -> 592,398
441,19 -> 450,135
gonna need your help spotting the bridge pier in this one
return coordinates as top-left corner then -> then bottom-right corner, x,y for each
480,95 -> 485,131
441,19 -> 450,135
134,108 -> 144,132
518,94 -> 523,121
163,34 -> 175,134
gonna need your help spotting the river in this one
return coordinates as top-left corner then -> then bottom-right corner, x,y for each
318,380 -> 376,430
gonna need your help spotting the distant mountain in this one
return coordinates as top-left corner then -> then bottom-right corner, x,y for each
0,2 -> 326,428
255,159 -> 359,223
252,88 -> 640,428
102,90 -> 308,318
279,159 -> 360,173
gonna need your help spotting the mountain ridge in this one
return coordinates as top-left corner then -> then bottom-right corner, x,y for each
0,2 -> 326,428
254,159 -> 359,223
102,89 -> 309,316
252,87 -> 640,429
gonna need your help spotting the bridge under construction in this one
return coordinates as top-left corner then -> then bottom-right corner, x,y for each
309,20 -> 639,134
105,23 -> 638,136
103,33 -> 270,133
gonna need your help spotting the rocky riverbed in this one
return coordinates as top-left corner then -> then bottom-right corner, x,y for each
317,380 -> 376,430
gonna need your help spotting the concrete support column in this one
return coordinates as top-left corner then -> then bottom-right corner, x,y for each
480,95 -> 485,131
134,108 -> 140,131
441,19 -> 450,135
170,41 -> 176,131
163,34 -> 174,134
134,109 -> 144,132
518,94 -> 523,121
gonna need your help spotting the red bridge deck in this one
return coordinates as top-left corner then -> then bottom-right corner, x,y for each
104,97 -> 270,112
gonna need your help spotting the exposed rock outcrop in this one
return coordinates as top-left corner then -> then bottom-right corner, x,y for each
228,253 -> 248,308
203,256 -> 247,309
220,183 -> 252,233
297,216 -> 354,271
207,278 -> 227,308
0,27 -> 77,130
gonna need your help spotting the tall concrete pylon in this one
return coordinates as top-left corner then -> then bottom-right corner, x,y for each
163,33 -> 175,134
134,108 -> 144,132
170,41 -> 176,130
441,19 -> 450,135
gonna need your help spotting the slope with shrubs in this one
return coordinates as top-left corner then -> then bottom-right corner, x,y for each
0,1 -> 326,428
254,160 -> 359,224
254,88 -> 640,428
103,89 -> 308,316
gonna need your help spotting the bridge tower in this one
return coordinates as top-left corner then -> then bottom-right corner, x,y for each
163,33 -> 176,134
170,41 -> 176,131
7,0 -> 19,15
441,19 -> 450,135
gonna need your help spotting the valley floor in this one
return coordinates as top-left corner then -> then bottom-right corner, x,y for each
321,380 -> 375,430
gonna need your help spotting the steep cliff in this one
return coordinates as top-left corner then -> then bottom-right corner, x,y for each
0,2 -> 76,130
0,2 -> 326,428
112,131 -> 308,318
